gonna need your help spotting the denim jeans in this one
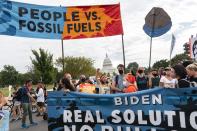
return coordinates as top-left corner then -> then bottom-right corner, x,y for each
21,103 -> 33,125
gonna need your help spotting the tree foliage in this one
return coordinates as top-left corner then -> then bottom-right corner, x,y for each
56,56 -> 96,79
126,62 -> 139,74
31,48 -> 55,84
0,65 -> 18,86
170,53 -> 191,66
152,59 -> 170,69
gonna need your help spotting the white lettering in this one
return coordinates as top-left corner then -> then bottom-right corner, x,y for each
63,110 -> 72,122
124,110 -> 135,124
190,112 -> 197,130
85,110 -> 94,123
149,110 -> 161,126
138,110 -> 147,124
142,95 -> 150,104
111,110 -> 121,123
75,110 -> 82,122
179,112 -> 186,128
152,94 -> 162,104
130,96 -> 139,105
164,111 -> 176,127
114,97 -> 122,105
96,111 -> 105,123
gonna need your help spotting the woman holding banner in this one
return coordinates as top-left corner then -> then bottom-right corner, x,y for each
95,69 -> 111,94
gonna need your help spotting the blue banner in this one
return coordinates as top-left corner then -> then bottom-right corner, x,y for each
47,88 -> 197,131
0,110 -> 9,131
0,0 -> 123,40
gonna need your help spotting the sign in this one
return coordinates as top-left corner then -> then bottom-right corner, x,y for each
47,88 -> 197,131
190,35 -> 197,60
0,110 -> 9,131
0,0 -> 123,39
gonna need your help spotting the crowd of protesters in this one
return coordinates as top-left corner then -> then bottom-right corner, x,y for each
0,60 -> 197,129
53,61 -> 197,94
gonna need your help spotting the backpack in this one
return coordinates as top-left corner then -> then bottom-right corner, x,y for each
14,88 -> 22,101
179,78 -> 197,88
115,75 -> 119,87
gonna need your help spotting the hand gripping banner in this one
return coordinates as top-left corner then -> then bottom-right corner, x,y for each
0,0 -> 123,39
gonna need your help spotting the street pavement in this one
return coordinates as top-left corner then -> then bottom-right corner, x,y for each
10,113 -> 48,131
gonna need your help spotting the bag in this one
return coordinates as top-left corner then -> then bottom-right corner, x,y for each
115,75 -> 119,87
14,88 -> 22,101
179,78 -> 197,88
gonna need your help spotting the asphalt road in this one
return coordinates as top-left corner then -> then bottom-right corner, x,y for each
10,113 -> 48,131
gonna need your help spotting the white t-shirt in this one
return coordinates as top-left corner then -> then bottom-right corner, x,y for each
36,88 -> 45,102
160,76 -> 177,88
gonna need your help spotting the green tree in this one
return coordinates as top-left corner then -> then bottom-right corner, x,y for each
152,59 -> 170,69
171,53 -> 190,66
0,65 -> 18,87
126,62 -> 139,75
31,48 -> 55,84
56,56 -> 96,79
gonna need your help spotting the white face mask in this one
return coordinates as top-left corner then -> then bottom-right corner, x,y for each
123,81 -> 130,87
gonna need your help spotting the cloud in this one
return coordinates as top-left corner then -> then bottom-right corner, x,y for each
0,0 -> 197,73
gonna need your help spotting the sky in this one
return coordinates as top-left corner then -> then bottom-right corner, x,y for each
0,0 -> 197,73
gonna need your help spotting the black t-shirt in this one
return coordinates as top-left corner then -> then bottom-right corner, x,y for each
189,76 -> 197,83
137,76 -> 148,91
178,79 -> 190,88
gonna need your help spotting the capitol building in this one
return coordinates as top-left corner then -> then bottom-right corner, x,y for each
101,54 -> 116,75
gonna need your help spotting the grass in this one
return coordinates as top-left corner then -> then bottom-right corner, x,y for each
0,85 -> 53,97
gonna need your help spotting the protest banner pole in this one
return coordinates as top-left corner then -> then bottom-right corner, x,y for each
61,39 -> 65,73
148,12 -> 156,71
121,34 -> 126,71
149,37 -> 153,70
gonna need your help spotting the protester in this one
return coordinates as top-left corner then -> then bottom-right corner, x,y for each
123,73 -> 138,93
136,67 -> 148,91
172,64 -> 190,88
148,69 -> 160,88
96,69 -> 111,94
0,91 -> 7,110
158,67 -> 165,78
11,85 -> 22,121
186,63 -> 197,85
18,80 -> 37,128
35,82 -> 45,116
159,67 -> 177,88
111,64 -> 125,93
62,78 -> 76,91
77,75 -> 95,93
57,79 -> 64,91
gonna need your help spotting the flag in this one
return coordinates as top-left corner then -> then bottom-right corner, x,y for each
170,34 -> 176,57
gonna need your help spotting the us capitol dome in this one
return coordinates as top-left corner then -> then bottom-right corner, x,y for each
102,54 -> 116,75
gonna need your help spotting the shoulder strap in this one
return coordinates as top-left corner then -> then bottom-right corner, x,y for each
115,75 -> 119,86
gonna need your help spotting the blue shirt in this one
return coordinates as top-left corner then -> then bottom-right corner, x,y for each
20,87 -> 30,103
114,75 -> 124,90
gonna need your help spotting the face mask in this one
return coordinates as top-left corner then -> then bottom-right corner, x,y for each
153,74 -> 158,77
81,78 -> 86,83
123,81 -> 130,87
138,70 -> 143,74
119,70 -> 124,75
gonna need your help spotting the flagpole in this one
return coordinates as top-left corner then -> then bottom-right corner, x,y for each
121,34 -> 126,72
148,11 -> 156,71
169,54 -> 172,67
61,39 -> 65,73
149,37 -> 153,70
